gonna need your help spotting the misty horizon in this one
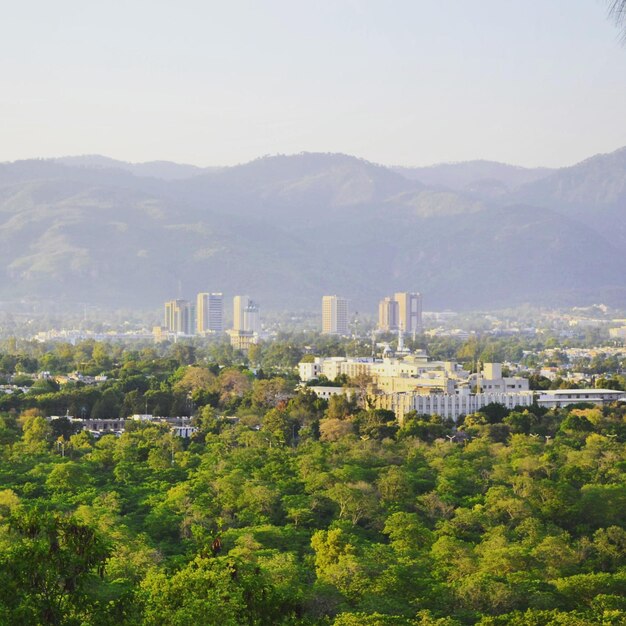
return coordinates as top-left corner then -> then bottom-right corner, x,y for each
1,145 -> 622,172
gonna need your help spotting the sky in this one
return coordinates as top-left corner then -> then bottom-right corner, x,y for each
1,0 -> 626,168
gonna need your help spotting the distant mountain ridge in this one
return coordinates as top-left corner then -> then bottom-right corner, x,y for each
393,160 -> 554,198
53,155 -> 217,180
0,148 -> 623,312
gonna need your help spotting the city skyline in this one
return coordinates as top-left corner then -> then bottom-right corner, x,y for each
161,290 -> 426,337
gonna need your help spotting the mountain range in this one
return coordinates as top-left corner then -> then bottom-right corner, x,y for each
0,147 -> 625,313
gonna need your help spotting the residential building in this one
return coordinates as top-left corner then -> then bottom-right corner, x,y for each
322,295 -> 349,335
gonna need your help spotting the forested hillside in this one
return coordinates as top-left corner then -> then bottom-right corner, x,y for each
0,339 -> 624,624
1,147 -> 626,310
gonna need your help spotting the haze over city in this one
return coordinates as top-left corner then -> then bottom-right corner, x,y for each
2,3 -> 626,625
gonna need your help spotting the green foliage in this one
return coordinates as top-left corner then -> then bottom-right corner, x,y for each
0,343 -> 623,624
0,508 -> 111,624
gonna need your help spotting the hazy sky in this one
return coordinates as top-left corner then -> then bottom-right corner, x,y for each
1,0 -> 626,167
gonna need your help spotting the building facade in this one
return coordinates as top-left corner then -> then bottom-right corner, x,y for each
299,354 -> 533,422
375,389 -> 535,423
394,292 -> 422,334
377,292 -> 422,333
233,295 -> 260,333
322,295 -> 349,335
537,389 -> 626,408
197,292 -> 224,334
164,299 -> 195,335
229,295 -> 260,351
378,297 -> 399,331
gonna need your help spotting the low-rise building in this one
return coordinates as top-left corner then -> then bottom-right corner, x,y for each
305,386 -> 355,400
476,363 -> 529,393
374,388 -> 534,423
537,388 -> 626,408
227,329 -> 258,352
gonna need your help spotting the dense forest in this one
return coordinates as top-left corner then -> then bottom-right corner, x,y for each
0,337 -> 624,624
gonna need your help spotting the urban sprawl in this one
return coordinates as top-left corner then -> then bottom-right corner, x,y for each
17,291 -> 626,437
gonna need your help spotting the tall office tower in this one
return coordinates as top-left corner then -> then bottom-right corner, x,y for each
208,293 -> 224,333
394,292 -> 423,334
233,295 -> 260,333
233,295 -> 249,332
322,295 -> 349,335
197,292 -> 224,334
378,296 -> 399,331
243,300 -> 260,334
229,295 -> 260,352
164,299 -> 195,335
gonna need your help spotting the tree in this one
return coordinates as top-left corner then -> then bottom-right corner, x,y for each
282,494 -> 315,527
140,558 -> 247,625
217,368 -> 252,410
399,412 -> 451,442
91,388 -> 122,419
262,408 -> 296,445
377,467 -> 415,509
383,512 -> 433,559
325,394 -> 355,420
326,481 -> 379,525
356,409 -> 399,440
320,418 -> 355,442
311,528 -> 365,600
50,416 -> 81,441
92,343 -> 112,369
21,414 -> 52,453
252,377 -> 292,410
174,366 -> 216,397
0,509 -> 110,624
141,555 -> 289,625
46,461 -> 91,494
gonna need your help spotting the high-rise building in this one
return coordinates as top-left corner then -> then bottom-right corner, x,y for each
378,296 -> 399,331
232,295 -> 260,333
322,295 -> 349,335
377,292 -> 423,334
228,295 -> 260,352
197,292 -> 223,334
394,292 -> 423,334
243,301 -> 260,334
164,299 -> 195,335
233,295 -> 248,332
